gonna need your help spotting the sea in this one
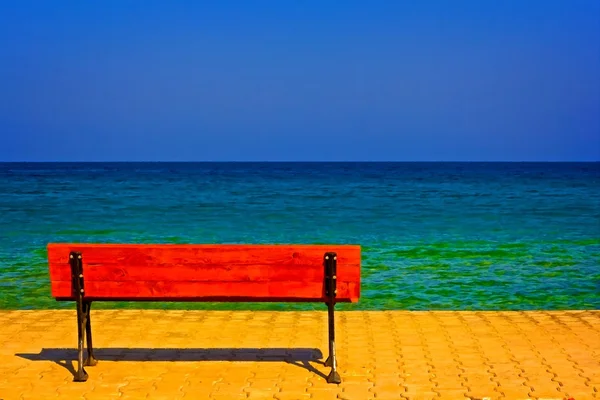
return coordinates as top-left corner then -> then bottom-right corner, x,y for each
0,162 -> 598,311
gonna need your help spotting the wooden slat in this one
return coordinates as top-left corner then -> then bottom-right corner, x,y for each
47,243 -> 361,302
50,280 -> 360,302
47,244 -> 360,267
48,263 -> 359,283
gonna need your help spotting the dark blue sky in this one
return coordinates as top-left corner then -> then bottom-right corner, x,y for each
1,1 -> 599,161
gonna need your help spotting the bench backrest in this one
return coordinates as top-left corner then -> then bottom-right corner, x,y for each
47,243 -> 361,302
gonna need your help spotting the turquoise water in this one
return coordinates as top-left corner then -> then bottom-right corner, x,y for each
0,162 -> 598,310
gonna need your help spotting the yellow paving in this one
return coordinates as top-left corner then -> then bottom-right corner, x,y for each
0,310 -> 598,399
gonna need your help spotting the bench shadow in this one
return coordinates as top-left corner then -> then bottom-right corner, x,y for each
16,348 -> 327,380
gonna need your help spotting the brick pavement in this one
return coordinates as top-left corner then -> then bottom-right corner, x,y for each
0,310 -> 597,399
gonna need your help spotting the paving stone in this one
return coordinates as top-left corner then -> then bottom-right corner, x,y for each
246,389 -> 278,399
338,385 -> 376,400
400,388 -> 440,400
306,386 -> 342,400
371,385 -> 406,399
465,388 -> 502,400
436,388 -> 469,399
497,384 -> 533,399
273,391 -> 311,400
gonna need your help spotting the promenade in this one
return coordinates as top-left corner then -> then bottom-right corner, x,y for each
0,310 -> 597,399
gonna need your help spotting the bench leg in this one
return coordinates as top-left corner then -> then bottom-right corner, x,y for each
325,301 -> 341,384
323,252 -> 341,384
84,301 -> 98,367
70,251 -> 96,381
74,298 -> 89,382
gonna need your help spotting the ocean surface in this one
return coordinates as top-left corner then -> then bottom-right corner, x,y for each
0,162 -> 598,311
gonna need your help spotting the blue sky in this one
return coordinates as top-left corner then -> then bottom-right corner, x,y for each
0,0 -> 599,161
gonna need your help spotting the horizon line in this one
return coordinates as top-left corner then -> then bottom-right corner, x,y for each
1,160 -> 599,163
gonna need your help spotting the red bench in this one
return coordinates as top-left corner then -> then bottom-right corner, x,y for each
47,243 -> 361,384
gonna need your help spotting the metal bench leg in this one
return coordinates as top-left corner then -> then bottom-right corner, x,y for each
74,292 -> 89,381
84,301 -> 98,366
71,251 -> 89,382
324,252 -> 341,384
325,300 -> 341,384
